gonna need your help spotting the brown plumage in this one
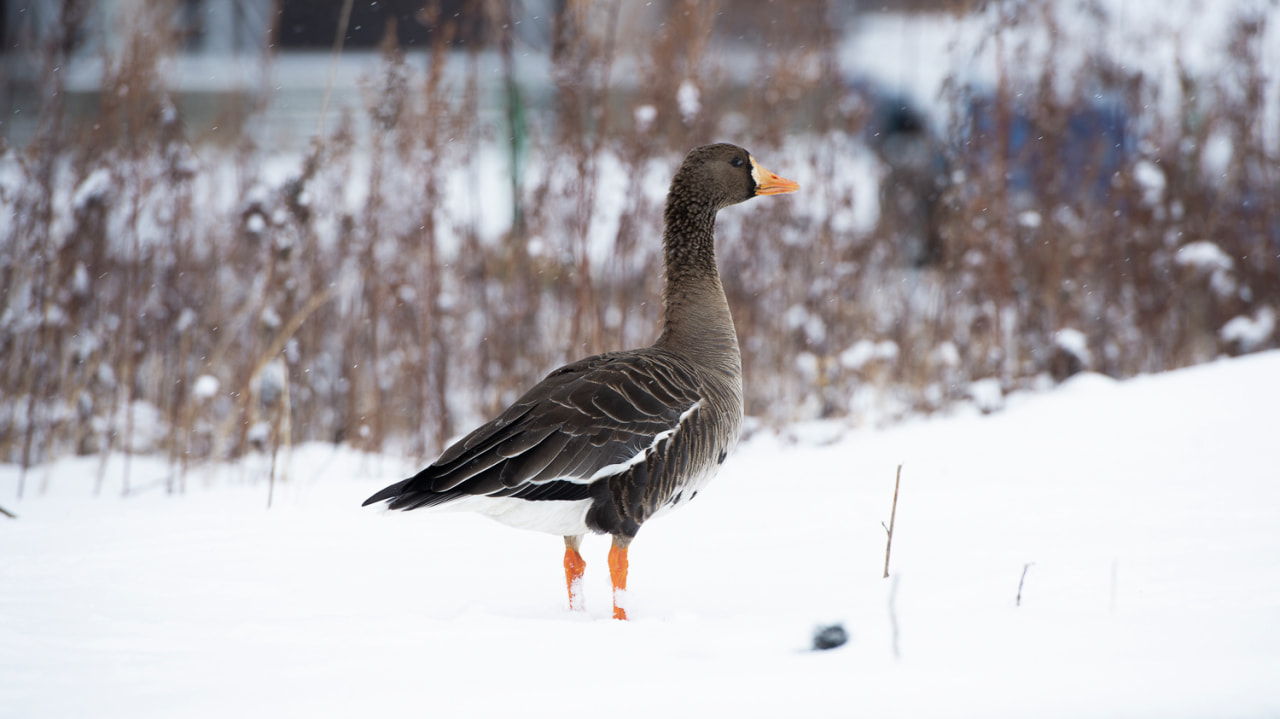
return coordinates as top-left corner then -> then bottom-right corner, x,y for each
363,143 -> 798,618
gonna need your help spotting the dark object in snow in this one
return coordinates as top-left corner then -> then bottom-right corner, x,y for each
362,144 -> 799,621
812,623 -> 848,651
0,505 -> 15,519
1017,562 -> 1034,607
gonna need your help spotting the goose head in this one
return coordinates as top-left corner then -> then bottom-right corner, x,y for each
670,143 -> 800,213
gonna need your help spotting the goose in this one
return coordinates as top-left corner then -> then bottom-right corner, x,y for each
363,143 -> 799,619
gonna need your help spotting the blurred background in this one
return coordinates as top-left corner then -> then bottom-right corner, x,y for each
1,0 -> 1277,480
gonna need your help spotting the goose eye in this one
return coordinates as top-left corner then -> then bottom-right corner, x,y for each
731,156 -> 744,168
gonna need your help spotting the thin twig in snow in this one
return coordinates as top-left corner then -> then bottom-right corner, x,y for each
882,464 -> 902,578
1016,562 -> 1034,606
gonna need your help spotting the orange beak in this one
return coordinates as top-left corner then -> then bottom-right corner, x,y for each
751,158 -> 800,196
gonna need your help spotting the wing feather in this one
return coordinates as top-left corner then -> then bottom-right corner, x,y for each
363,349 -> 704,510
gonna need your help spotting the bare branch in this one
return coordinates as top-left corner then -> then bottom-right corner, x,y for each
883,464 -> 902,579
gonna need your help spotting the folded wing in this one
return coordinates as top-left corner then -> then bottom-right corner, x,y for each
362,350 -> 702,511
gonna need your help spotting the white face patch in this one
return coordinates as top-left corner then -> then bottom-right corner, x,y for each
750,156 -> 763,187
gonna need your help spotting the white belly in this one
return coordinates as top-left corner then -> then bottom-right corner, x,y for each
450,495 -> 594,536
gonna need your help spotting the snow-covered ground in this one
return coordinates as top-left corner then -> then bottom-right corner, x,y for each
3,351 -> 1278,718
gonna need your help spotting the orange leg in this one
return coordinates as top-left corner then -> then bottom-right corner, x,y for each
563,536 -> 586,612
608,538 -> 630,621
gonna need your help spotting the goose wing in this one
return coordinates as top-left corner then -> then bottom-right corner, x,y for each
362,350 -> 702,510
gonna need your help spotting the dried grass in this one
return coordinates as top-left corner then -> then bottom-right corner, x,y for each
1,1 -> 1276,486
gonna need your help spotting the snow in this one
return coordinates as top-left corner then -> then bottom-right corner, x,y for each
1053,327 -> 1091,365
1221,307 -> 1276,351
1202,130 -> 1236,179
1016,209 -> 1041,229
245,212 -> 266,235
71,167 -> 113,210
110,401 -> 167,454
633,103 -> 657,133
1175,241 -> 1233,272
1175,240 -> 1238,297
1133,159 -> 1167,205
676,79 -> 701,124
839,338 -> 900,370
4,351 -> 1279,718
966,376 -> 1004,413
192,374 -> 220,399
